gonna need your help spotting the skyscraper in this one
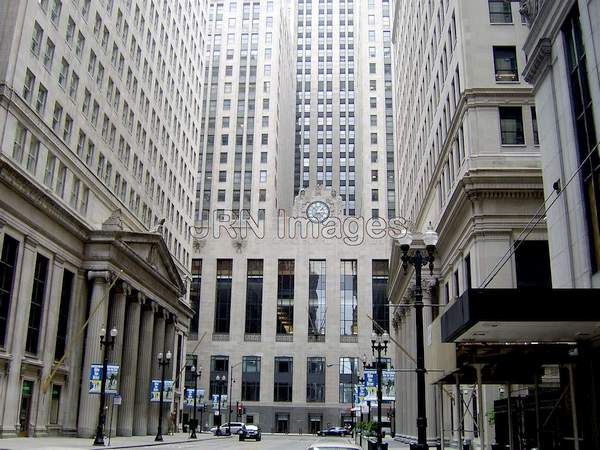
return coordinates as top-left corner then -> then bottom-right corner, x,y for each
0,0 -> 207,438
187,0 -> 397,433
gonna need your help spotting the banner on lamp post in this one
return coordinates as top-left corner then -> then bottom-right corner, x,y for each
150,380 -> 174,402
88,364 -> 119,395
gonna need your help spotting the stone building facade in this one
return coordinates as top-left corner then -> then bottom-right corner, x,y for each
0,0 -> 206,438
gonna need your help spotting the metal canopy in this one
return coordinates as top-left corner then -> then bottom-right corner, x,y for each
441,288 -> 600,344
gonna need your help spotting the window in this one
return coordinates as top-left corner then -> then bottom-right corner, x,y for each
340,260 -> 357,336
43,38 -> 56,70
339,357 -> 358,403
214,259 -> 233,334
52,102 -> 63,132
277,260 -> 294,335
0,235 -> 19,348
12,123 -> 27,163
50,0 -> 62,25
531,106 -> 539,145
26,137 -> 40,173
58,58 -> 69,87
36,84 -> 48,115
26,254 -> 49,354
241,356 -> 261,401
49,385 -> 61,424
54,269 -> 74,360
44,153 -> 57,187
308,260 -> 326,338
372,260 -> 389,332
244,260 -> 263,334
188,259 -> 201,339
23,69 -> 36,101
274,357 -> 293,402
488,0 -> 512,23
493,46 -> 518,81
564,8 -> 600,272
306,357 -> 325,402
209,355 -> 229,397
499,107 -> 525,145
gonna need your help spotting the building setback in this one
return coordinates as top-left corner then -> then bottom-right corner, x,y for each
0,0 -> 206,438
186,0 -> 397,433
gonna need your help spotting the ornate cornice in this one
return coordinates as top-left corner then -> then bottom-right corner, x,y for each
523,38 -> 552,85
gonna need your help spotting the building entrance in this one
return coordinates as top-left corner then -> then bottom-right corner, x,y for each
276,413 -> 289,433
18,380 -> 34,437
309,415 -> 322,434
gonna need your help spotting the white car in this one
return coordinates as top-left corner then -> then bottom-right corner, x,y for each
209,422 -> 245,435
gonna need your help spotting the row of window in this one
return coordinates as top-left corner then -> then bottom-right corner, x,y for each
188,258 -> 389,339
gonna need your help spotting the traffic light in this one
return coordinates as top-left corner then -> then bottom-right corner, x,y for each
237,403 -> 243,415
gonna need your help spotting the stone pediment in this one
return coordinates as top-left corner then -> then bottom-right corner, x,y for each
118,233 -> 185,295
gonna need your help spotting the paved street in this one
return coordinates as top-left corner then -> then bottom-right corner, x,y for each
0,433 -> 408,450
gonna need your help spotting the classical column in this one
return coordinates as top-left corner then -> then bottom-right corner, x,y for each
116,293 -> 143,437
1,236 -> 38,437
107,282 -> 130,436
132,301 -> 156,436
77,271 -> 112,438
34,256 -> 66,436
162,315 -> 177,432
62,270 -> 88,435
147,308 -> 166,435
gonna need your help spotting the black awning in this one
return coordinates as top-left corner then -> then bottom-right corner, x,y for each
441,288 -> 600,344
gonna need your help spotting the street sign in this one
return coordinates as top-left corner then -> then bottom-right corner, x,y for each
89,364 -> 119,395
150,380 -> 174,402
113,395 -> 122,405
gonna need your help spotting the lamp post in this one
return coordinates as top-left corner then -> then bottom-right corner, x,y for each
155,350 -> 172,442
215,375 -> 226,435
93,327 -> 118,446
371,331 -> 390,448
398,226 -> 438,450
190,365 -> 202,439
227,375 -> 235,435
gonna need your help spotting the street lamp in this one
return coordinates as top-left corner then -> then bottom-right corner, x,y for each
215,375 -> 226,435
93,327 -> 118,446
189,365 -> 202,439
398,225 -> 438,450
155,350 -> 172,442
371,331 -> 390,449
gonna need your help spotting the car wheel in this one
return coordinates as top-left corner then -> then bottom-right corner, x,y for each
256,438 -> 261,441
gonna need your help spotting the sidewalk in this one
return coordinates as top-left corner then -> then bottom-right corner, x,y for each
0,431 -> 222,450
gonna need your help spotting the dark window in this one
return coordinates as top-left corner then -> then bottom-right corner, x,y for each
214,259 -> 232,333
274,357 -> 293,402
306,357 -> 325,402
26,254 -> 49,354
308,260 -> 326,337
209,355 -> 229,397
277,260 -> 294,335
190,259 -> 202,340
242,356 -> 261,401
499,107 -> 525,145
564,8 -> 600,272
531,106 -> 539,145
488,0 -> 512,23
493,46 -> 518,82
244,259 -> 263,334
340,260 -> 358,336
49,384 -> 61,424
372,260 -> 389,332
184,354 -> 198,388
464,254 -> 472,289
515,241 -> 552,288
0,235 -> 19,347
339,357 -> 358,403
453,270 -> 460,298
54,269 -> 74,360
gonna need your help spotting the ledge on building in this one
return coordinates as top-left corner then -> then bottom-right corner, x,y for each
244,333 -> 261,342
212,333 -> 230,341
276,334 -> 293,342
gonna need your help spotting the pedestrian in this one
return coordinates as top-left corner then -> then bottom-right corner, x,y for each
168,410 -> 177,435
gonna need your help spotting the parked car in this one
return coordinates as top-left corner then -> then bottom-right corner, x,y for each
317,426 -> 352,437
239,424 -> 262,441
209,422 -> 244,435
308,442 -> 360,450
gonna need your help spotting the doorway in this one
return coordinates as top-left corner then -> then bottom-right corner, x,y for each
19,380 -> 34,437
309,415 -> 322,434
276,413 -> 289,433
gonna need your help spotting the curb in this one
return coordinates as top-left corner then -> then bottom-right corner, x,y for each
90,434 -> 231,449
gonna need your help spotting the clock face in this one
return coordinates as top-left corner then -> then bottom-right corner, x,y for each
306,201 -> 330,223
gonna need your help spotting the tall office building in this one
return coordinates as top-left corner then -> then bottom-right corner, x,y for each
187,0 -> 396,433
389,0 -> 547,447
0,0 -> 206,438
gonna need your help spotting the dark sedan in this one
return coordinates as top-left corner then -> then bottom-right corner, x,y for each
317,427 -> 351,437
239,424 -> 262,441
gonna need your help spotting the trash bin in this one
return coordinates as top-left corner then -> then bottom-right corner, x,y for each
463,439 -> 472,450
367,439 -> 388,450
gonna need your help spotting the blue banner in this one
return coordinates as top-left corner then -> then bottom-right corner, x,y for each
89,364 -> 119,395
150,380 -> 174,402
184,388 -> 206,407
